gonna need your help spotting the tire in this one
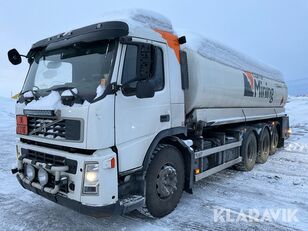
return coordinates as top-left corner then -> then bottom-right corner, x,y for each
145,144 -> 185,218
257,128 -> 270,164
270,126 -> 279,155
235,131 -> 257,171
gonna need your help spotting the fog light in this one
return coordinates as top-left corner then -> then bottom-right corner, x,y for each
38,168 -> 49,186
24,164 -> 35,181
83,163 -> 99,194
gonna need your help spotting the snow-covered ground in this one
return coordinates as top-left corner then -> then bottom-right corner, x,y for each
0,96 -> 307,231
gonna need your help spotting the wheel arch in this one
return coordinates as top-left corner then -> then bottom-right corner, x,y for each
142,127 -> 187,172
142,127 -> 194,194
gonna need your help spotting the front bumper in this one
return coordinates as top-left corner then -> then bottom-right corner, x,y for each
14,142 -> 145,217
17,174 -> 121,217
15,141 -> 119,215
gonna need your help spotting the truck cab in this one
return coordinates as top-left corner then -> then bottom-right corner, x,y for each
10,16 -> 289,218
12,21 -> 187,216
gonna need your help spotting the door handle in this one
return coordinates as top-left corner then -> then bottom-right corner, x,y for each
160,114 -> 170,122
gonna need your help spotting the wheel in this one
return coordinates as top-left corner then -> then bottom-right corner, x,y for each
257,128 -> 270,164
270,126 -> 279,155
145,144 -> 185,218
235,131 -> 257,171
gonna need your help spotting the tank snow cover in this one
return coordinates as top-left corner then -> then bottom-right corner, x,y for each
183,48 -> 287,113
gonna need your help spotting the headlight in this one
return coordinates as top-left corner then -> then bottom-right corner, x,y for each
83,163 -> 99,194
38,168 -> 49,186
24,164 -> 35,181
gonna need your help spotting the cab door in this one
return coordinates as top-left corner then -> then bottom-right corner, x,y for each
115,39 -> 171,172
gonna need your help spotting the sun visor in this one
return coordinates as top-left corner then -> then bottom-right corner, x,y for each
28,21 -> 129,54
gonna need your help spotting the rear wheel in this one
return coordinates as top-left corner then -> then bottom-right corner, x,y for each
235,131 -> 257,171
145,144 -> 185,218
270,126 -> 279,155
257,128 -> 270,164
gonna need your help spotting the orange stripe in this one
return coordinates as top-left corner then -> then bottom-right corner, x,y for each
245,71 -> 254,89
155,29 -> 180,63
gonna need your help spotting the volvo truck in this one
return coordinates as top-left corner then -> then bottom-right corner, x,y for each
9,12 -> 289,218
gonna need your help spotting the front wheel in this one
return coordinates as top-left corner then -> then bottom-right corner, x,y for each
145,144 -> 185,218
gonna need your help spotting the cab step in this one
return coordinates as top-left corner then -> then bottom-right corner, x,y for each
120,195 -> 145,214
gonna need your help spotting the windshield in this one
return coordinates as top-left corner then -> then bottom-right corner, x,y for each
22,40 -> 117,102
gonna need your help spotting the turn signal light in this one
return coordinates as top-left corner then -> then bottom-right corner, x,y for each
195,168 -> 200,175
16,115 -> 28,135
111,157 -> 116,168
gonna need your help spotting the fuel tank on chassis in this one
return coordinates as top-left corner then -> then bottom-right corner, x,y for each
183,48 -> 288,114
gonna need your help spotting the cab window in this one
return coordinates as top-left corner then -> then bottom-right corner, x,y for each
121,44 -> 164,96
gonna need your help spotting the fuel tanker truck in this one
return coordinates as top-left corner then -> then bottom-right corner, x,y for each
9,10 -> 289,218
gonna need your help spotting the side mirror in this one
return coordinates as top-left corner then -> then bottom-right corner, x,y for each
136,80 -> 155,99
8,49 -> 22,65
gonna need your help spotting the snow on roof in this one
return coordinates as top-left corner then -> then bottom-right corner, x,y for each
101,9 -> 173,33
99,9 -> 283,82
181,32 -> 284,82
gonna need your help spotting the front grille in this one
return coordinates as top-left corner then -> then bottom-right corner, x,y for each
28,117 -> 65,139
21,148 -> 78,174
27,117 -> 81,141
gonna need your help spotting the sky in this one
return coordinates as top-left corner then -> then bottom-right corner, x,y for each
0,0 -> 307,97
